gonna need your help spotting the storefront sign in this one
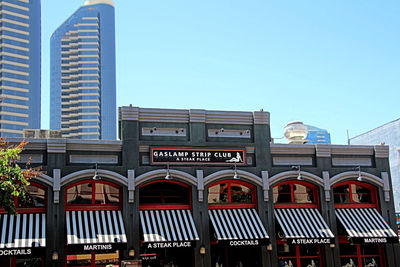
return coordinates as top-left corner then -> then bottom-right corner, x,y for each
68,243 -> 127,253
350,236 -> 398,244
151,148 -> 246,165
146,241 -> 192,249
0,248 -> 32,256
290,238 -> 334,245
229,240 -> 259,246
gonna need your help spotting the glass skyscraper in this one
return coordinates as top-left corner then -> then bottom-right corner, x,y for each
350,119 -> 400,211
0,0 -> 41,137
305,124 -> 331,144
50,0 -> 116,140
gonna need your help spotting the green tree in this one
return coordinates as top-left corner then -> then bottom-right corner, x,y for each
0,139 -> 41,214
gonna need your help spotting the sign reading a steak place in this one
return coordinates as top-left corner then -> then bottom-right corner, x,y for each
151,148 -> 246,165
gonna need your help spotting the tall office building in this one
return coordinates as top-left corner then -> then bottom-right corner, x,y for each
50,0 -> 116,140
305,124 -> 331,144
0,0 -> 41,137
350,118 -> 400,211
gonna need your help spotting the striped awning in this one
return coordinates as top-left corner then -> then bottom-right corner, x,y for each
140,209 -> 199,243
335,208 -> 398,244
0,213 -> 46,249
208,209 -> 269,245
66,210 -> 127,249
275,208 -> 335,245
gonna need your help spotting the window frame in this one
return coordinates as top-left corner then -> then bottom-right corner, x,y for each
65,180 -> 122,211
207,180 -> 257,209
0,182 -> 47,214
273,180 -> 319,209
333,181 -> 378,209
139,180 -> 192,211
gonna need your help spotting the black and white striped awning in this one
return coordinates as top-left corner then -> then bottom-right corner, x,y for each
275,208 -> 335,245
335,208 -> 398,244
0,213 -> 45,252
140,209 -> 199,244
208,209 -> 269,246
66,210 -> 127,251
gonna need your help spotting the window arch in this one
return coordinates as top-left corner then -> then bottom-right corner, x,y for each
207,180 -> 256,209
139,180 -> 191,210
273,180 -> 319,208
333,181 -> 377,208
65,180 -> 122,210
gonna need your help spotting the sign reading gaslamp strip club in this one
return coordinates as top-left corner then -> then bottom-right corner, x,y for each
151,147 -> 246,165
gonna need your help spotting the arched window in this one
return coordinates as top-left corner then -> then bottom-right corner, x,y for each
0,182 -> 47,213
333,181 -> 377,208
273,181 -> 318,208
65,180 -> 121,210
139,180 -> 191,210
207,180 -> 256,209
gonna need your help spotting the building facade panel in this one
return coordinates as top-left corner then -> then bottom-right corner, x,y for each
2,106 -> 399,266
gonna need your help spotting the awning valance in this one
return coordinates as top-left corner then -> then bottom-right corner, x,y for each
275,208 -> 334,245
0,213 -> 46,249
208,209 -> 269,246
140,209 -> 199,247
66,210 -> 127,251
335,208 -> 398,244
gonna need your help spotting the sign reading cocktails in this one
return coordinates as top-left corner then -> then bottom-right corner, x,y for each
151,147 -> 246,165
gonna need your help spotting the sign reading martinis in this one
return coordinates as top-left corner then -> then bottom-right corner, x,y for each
151,147 -> 246,165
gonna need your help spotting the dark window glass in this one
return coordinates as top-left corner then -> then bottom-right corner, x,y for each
67,183 -> 92,205
334,183 -> 374,204
66,182 -> 120,206
334,185 -> 351,204
140,182 -> 190,205
208,182 -> 254,204
18,185 -> 45,208
273,183 -> 316,204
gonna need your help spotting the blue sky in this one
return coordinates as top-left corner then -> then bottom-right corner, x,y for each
41,1 -> 399,144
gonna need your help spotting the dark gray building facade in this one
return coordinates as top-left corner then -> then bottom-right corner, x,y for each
1,106 -> 399,267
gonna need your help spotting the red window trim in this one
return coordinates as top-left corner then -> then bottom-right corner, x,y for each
276,242 -> 323,267
65,180 -> 122,211
0,182 -> 47,214
333,181 -> 378,209
207,179 -> 257,209
139,180 -> 192,211
273,180 -> 319,209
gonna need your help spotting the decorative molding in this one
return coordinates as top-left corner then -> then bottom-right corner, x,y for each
53,169 -> 61,204
20,154 -> 43,164
197,170 -> 204,202
189,109 -> 206,123
330,145 -> 374,156
61,169 -> 128,187
66,140 -> 122,152
47,139 -> 66,153
245,146 -> 255,154
332,157 -> 372,167
269,171 -> 324,186
139,145 -> 149,153
139,108 -> 189,123
270,144 -> 315,155
208,129 -> 251,138
142,127 -> 186,137
322,171 -> 330,202
34,173 -> 53,187
329,171 -> 383,188
375,145 -> 389,158
272,156 -> 313,166
262,171 -> 269,202
135,169 -> 197,187
69,154 -> 118,164
128,170 -> 135,203
204,170 -> 262,187
382,172 -> 390,202
119,106 -> 139,121
253,111 -> 270,125
205,110 -> 254,125
316,145 -> 331,157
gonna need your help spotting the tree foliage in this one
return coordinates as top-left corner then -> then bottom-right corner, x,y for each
0,139 -> 41,214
